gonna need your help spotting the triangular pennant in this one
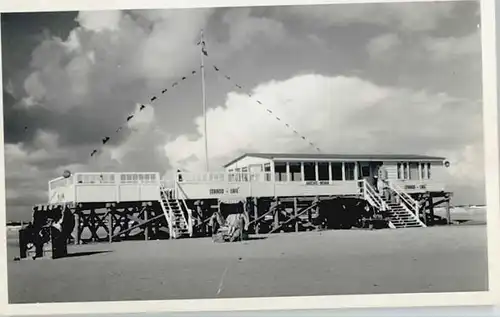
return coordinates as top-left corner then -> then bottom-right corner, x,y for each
150,96 -> 157,102
127,115 -> 134,121
102,136 -> 110,144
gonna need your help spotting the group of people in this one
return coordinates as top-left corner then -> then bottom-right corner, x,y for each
209,202 -> 250,243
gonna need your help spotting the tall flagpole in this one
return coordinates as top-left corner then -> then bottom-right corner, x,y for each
200,29 -> 209,173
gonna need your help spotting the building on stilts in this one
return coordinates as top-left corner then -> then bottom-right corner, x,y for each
24,152 -> 452,254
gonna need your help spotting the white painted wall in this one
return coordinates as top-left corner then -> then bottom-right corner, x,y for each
176,177 -> 360,199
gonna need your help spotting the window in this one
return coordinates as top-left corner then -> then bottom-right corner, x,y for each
397,163 -> 402,179
427,163 -> 431,179
344,163 -> 355,180
361,165 -> 370,177
274,163 -> 287,182
409,163 -> 419,180
264,163 -> 271,181
331,163 -> 343,181
242,167 -> 249,181
402,163 -> 408,179
318,162 -> 329,181
289,163 -> 302,181
303,162 -> 316,181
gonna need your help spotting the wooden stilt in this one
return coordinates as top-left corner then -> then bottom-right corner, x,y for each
274,199 -> 280,231
108,210 -> 113,243
445,196 -> 451,225
426,196 -> 432,226
294,197 -> 298,232
74,210 -> 81,245
144,206 -> 149,241
253,197 -> 259,234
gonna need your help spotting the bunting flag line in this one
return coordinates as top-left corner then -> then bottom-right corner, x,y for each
89,69 -> 199,157
209,64 -> 322,153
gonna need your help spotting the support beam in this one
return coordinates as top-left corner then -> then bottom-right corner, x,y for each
294,197 -> 298,232
286,162 -> 291,182
144,207 -> 149,241
253,197 -> 259,235
300,162 -> 305,182
108,210 -> 113,243
445,198 -> 451,225
328,162 -> 333,183
274,199 -> 280,231
427,195 -> 433,226
315,162 -> 319,182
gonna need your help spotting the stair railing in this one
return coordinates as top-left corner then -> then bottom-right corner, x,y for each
160,186 -> 176,238
387,181 -> 419,217
362,179 -> 388,212
176,182 -> 193,237
387,181 -> 426,227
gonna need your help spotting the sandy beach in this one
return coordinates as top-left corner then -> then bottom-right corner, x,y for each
7,224 -> 488,304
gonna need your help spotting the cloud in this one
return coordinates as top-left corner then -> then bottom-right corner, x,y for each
222,8 -> 287,51
423,31 -> 481,62
366,33 -> 401,60
76,10 -> 122,33
281,2 -> 456,32
163,74 -> 483,204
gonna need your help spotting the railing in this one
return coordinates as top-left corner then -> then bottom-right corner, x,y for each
176,171 -> 273,183
159,187 -> 175,238
176,183 -> 193,237
387,181 -> 423,223
361,179 -> 387,212
50,172 -> 161,186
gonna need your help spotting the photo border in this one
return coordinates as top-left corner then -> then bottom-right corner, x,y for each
0,0 -> 498,315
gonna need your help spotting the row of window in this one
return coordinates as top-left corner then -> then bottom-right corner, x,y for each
397,163 -> 431,180
228,162 -> 433,182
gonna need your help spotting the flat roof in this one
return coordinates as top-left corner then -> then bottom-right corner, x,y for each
223,152 -> 446,167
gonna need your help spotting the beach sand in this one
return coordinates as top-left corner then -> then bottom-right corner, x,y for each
7,224 -> 488,304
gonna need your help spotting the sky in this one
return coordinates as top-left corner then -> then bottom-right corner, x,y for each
1,1 -> 483,221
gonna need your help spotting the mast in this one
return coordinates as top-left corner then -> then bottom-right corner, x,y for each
200,29 -> 209,172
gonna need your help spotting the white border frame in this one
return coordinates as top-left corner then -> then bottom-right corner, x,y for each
0,0 -> 499,315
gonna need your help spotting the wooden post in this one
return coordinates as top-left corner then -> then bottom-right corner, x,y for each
108,209 -> 113,243
427,195 -> 433,226
445,196 -> 451,225
144,206 -> 149,241
274,199 -> 280,231
294,197 -> 298,232
74,210 -> 81,245
90,209 -> 96,242
253,197 -> 259,235
307,200 -> 313,224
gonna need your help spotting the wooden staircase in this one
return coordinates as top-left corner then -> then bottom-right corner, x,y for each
361,179 -> 426,229
159,185 -> 191,239
382,199 -> 425,228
